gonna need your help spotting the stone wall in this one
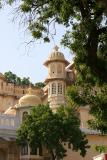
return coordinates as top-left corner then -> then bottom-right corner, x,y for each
0,139 -> 20,160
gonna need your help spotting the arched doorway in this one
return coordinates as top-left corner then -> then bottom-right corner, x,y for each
0,149 -> 7,160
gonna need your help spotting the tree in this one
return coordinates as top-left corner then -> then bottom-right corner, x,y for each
4,71 -> 31,86
4,71 -> 17,84
4,1 -> 107,132
6,0 -> 107,81
35,82 -> 45,88
17,104 -> 89,159
21,77 -> 31,86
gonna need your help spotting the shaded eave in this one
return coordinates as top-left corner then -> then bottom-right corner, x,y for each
44,77 -> 74,85
44,77 -> 65,83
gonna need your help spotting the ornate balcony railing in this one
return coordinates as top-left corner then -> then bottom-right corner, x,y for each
0,114 -> 19,130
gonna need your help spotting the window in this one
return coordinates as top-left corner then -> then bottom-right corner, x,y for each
52,83 -> 56,94
30,147 -> 37,155
30,145 -> 42,156
58,83 -> 63,94
57,64 -> 62,74
21,145 -> 28,155
51,64 -> 55,75
68,143 -> 71,149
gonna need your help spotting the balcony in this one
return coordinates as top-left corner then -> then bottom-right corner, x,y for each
0,114 -> 19,138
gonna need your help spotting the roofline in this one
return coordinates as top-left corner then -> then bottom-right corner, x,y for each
44,59 -> 70,67
44,78 -> 66,83
0,74 -> 6,81
44,77 -> 74,85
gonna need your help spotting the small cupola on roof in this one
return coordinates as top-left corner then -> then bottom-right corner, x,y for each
18,87 -> 42,107
44,46 -> 69,67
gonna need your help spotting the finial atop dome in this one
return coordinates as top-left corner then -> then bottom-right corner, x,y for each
28,87 -> 32,95
53,45 -> 59,52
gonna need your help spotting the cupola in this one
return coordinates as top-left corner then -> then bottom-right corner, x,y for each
44,46 -> 69,67
18,87 -> 42,107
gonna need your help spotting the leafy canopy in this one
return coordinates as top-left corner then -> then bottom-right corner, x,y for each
4,71 -> 45,88
17,104 -> 89,159
3,0 -> 107,132
4,71 -> 31,85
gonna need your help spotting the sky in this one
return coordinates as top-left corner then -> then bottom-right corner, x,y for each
0,6 -> 73,83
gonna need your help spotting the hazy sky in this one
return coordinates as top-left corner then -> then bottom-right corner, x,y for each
0,6 -> 73,83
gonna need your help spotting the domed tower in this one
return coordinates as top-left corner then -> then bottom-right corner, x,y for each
44,46 -> 70,111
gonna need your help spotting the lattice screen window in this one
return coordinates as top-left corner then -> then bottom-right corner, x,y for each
58,83 -> 63,94
51,64 -> 55,75
52,83 -> 56,94
57,64 -> 62,74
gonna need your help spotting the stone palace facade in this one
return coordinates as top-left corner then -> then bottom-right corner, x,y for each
0,46 -> 106,160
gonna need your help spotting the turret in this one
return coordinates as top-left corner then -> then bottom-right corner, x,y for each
44,46 -> 70,111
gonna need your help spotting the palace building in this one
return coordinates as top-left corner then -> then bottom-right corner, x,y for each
0,46 -> 106,160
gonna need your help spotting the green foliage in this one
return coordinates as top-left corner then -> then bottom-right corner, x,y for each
4,0 -> 107,132
21,3 -> 31,12
95,145 -> 107,154
3,0 -> 107,80
21,77 -> 30,86
67,78 -> 107,134
34,82 -> 45,88
4,71 -> 31,86
4,71 -> 18,84
17,104 -> 89,159
4,71 -> 45,88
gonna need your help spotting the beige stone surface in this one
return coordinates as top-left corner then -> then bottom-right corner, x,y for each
0,140 -> 20,160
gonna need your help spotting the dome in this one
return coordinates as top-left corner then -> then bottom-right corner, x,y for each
44,46 -> 69,66
48,46 -> 65,61
19,94 -> 41,107
18,87 -> 42,107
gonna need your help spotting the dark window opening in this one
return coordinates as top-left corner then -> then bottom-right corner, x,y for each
68,143 -> 71,149
21,145 -> 28,155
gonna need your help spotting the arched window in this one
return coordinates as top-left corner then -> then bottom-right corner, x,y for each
23,90 -> 25,94
58,83 -> 63,94
22,111 -> 28,121
52,83 -> 56,94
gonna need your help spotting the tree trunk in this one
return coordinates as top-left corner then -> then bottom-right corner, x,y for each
50,150 -> 55,160
86,26 -> 107,82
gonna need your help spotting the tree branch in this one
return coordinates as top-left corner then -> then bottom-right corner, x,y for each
98,26 -> 107,34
